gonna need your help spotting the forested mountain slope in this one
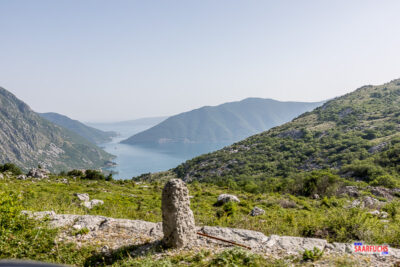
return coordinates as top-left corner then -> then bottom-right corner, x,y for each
174,79 -> 400,187
122,98 -> 322,145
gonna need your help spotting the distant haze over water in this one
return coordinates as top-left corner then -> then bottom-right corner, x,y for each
88,118 -> 229,179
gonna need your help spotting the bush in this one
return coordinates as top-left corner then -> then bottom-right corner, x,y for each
296,171 -> 342,197
83,170 -> 105,180
209,248 -> 263,266
67,169 -> 84,177
370,175 -> 399,188
0,163 -> 23,175
303,247 -> 323,262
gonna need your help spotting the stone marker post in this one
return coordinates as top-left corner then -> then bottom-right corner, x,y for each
162,179 -> 196,248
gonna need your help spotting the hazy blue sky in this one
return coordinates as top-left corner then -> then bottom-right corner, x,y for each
1,0 -> 400,122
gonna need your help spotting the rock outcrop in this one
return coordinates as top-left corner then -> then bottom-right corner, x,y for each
22,210 -> 400,266
161,179 -> 196,248
74,193 -> 90,202
83,199 -> 104,209
250,207 -> 265,216
28,168 -> 50,179
74,193 -> 104,209
217,194 -> 240,204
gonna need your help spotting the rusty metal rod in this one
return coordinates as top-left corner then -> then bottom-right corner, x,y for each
197,232 -> 251,250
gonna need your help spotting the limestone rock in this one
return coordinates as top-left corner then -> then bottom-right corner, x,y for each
27,168 -> 50,179
368,186 -> 393,200
199,226 -> 269,250
312,194 -> 320,199
368,210 -> 380,216
217,194 -> 240,204
162,179 -> 196,248
82,199 -> 104,209
349,196 -> 381,209
250,207 -> 265,216
380,211 -> 389,219
337,186 -> 360,198
0,173 -> 4,179
74,193 -> 90,202
17,174 -> 27,180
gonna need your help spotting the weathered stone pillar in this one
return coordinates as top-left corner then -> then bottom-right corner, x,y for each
162,179 -> 196,248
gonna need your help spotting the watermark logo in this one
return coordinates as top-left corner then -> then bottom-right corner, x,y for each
353,242 -> 389,256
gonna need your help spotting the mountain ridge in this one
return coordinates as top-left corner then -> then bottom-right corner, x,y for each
121,98 -> 324,145
39,112 -> 117,144
173,79 -> 400,187
0,87 -> 114,172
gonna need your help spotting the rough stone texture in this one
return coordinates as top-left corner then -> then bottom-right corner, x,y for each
368,186 -> 394,201
0,173 -> 3,179
217,194 -> 240,204
162,179 -> 196,248
22,211 -> 163,250
250,207 -> 265,216
337,186 -> 360,198
312,194 -> 320,199
74,193 -> 90,202
27,168 -> 50,179
23,211 -> 400,265
380,211 -> 389,219
368,142 -> 388,153
199,226 -> 269,250
348,196 -> 382,209
368,210 -> 380,216
82,199 -> 104,209
17,174 -> 27,180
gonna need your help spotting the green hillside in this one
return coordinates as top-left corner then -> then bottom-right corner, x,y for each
121,98 -> 323,145
0,87 -> 114,172
39,112 -> 117,144
174,79 -> 400,189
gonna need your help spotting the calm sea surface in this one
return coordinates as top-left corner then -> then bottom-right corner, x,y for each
90,121 -> 229,179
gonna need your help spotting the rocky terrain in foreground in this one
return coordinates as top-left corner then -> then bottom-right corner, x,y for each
24,211 -> 400,266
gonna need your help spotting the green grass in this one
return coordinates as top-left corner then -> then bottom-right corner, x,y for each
2,173 -> 400,265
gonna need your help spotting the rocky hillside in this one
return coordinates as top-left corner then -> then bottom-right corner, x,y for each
174,79 -> 400,185
39,112 -> 117,144
0,87 -> 114,172
121,98 -> 323,145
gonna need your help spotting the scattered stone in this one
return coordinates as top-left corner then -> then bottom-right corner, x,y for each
348,196 -> 382,209
74,193 -> 90,202
72,224 -> 82,230
61,178 -> 69,184
0,173 -> 3,179
82,199 -> 104,209
363,196 -> 381,208
380,211 -> 389,219
250,207 -> 265,216
279,199 -> 297,209
368,142 -> 388,154
17,174 -> 27,180
277,129 -> 304,139
162,179 -> 196,248
101,245 -> 110,255
23,210 -> 400,265
337,186 -> 360,198
368,186 -> 393,201
217,194 -> 240,204
368,210 -> 380,216
312,194 -> 320,199
27,168 -> 50,179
